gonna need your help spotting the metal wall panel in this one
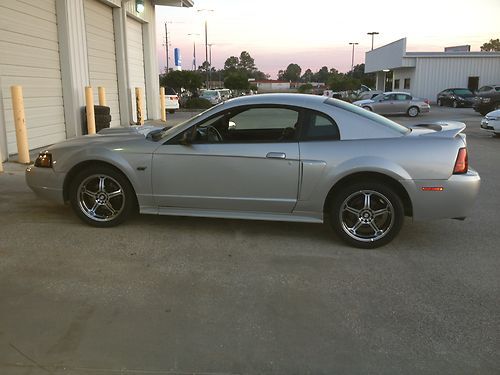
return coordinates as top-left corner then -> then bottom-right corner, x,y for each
84,0 -> 121,127
413,57 -> 500,101
0,0 -> 66,155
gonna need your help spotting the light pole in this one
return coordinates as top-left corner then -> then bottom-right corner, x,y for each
349,42 -> 359,71
367,32 -> 379,51
197,9 -> 214,88
164,21 -> 184,72
208,43 -> 214,85
187,33 -> 199,70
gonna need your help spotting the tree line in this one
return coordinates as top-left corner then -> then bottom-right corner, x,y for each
160,38 -> 499,93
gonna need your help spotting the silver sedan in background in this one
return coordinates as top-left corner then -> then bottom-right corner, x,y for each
26,94 -> 479,248
353,91 -> 431,117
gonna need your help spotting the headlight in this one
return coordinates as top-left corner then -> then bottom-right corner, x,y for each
34,152 -> 53,168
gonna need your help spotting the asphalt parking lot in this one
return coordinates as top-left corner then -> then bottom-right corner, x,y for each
0,106 -> 499,374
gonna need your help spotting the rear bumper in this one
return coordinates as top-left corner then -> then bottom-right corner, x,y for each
401,169 -> 480,221
25,166 -> 66,204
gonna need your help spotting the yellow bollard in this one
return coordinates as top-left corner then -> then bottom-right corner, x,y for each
135,87 -> 144,125
98,86 -> 106,106
160,87 -> 166,122
85,86 -> 96,134
10,85 -> 30,164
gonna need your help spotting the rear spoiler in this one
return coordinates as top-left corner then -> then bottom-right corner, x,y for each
409,121 -> 466,138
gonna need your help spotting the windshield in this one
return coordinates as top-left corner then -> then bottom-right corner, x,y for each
154,104 -> 224,141
201,91 -> 218,97
454,89 -> 473,96
325,98 -> 410,135
371,94 -> 384,101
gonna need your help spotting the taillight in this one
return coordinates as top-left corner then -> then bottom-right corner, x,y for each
453,148 -> 468,174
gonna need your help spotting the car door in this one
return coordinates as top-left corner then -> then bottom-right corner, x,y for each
373,94 -> 394,114
151,106 -> 301,213
395,94 -> 411,113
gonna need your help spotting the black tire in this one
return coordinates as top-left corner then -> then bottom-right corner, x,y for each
452,100 -> 458,108
69,165 -> 136,227
362,106 -> 372,111
95,114 -> 112,124
437,99 -> 443,106
407,106 -> 419,117
168,109 -> 176,114
330,181 -> 404,249
94,105 -> 111,115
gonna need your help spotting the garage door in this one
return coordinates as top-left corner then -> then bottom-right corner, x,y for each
84,0 -> 120,127
126,16 -> 147,123
0,0 -> 66,155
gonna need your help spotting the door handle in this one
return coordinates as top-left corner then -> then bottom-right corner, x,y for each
266,152 -> 286,159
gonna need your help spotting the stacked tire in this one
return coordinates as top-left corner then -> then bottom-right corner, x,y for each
94,105 -> 111,132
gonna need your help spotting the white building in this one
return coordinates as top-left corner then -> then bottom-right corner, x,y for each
0,0 -> 193,162
365,38 -> 500,101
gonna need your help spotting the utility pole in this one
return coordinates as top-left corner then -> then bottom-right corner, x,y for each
197,9 -> 214,89
188,33 -> 199,70
164,22 -> 169,72
367,32 -> 379,51
349,42 -> 359,71
208,43 -> 214,86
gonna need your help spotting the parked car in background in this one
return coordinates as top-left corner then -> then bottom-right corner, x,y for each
437,88 -> 476,108
165,87 -> 179,113
323,90 -> 342,99
480,109 -> 500,137
200,89 -> 222,105
26,94 -> 479,249
217,89 -> 232,101
474,84 -> 500,115
353,92 -> 430,117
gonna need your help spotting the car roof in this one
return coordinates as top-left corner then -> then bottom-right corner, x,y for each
384,91 -> 412,95
224,93 -> 328,107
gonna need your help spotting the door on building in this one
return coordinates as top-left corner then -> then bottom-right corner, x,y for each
468,77 -> 479,92
0,0 -> 66,156
127,17 -> 147,124
84,0 -> 121,127
384,71 -> 393,92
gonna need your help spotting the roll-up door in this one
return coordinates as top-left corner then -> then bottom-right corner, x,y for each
0,0 -> 66,155
126,16 -> 147,123
84,0 -> 121,127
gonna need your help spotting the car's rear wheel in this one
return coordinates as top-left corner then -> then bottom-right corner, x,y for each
437,99 -> 443,106
330,182 -> 404,249
407,106 -> 419,117
168,109 -> 176,114
362,106 -> 372,111
69,166 -> 135,227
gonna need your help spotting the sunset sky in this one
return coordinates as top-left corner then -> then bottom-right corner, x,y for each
155,0 -> 500,78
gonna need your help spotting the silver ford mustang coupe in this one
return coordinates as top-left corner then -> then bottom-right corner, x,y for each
26,94 -> 480,248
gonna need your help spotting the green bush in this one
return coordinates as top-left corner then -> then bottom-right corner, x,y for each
185,97 -> 212,109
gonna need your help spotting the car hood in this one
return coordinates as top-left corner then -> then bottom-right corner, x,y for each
45,126 -> 163,152
486,109 -> 500,117
353,99 -> 374,105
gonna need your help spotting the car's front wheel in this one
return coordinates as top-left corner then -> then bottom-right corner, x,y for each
452,100 -> 458,108
330,182 -> 404,249
437,99 -> 443,106
69,166 -> 136,227
407,106 -> 419,117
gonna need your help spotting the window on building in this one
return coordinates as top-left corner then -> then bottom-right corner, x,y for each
404,78 -> 411,89
394,79 -> 400,89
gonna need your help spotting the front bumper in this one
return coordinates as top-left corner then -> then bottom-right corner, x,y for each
480,117 -> 500,134
25,166 -> 66,204
400,169 -> 480,221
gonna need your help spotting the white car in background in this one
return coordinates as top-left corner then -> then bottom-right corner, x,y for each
165,87 -> 179,114
480,109 -> 500,137
200,90 -> 222,105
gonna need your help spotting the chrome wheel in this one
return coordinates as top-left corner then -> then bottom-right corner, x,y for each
339,190 -> 394,243
77,174 -> 125,222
